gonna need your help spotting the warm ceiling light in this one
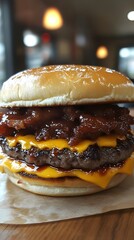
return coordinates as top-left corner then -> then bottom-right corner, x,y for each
127,11 -> 134,21
96,46 -> 108,59
42,7 -> 63,30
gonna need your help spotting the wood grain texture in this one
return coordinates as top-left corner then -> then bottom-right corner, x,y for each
0,209 -> 134,240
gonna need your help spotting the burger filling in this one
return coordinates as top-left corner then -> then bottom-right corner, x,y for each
0,104 -> 134,172
0,134 -> 133,171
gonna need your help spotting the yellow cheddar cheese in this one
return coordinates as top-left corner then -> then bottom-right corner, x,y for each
1,135 -> 132,189
6,134 -> 120,153
0,152 -> 5,173
0,162 -> 4,173
1,154 -> 134,188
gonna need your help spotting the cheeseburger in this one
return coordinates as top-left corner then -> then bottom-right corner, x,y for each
0,65 -> 134,196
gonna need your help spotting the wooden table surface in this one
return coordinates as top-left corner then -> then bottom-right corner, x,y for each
0,107 -> 133,240
0,209 -> 134,240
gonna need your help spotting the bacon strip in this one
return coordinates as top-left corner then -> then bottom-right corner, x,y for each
0,105 -> 133,145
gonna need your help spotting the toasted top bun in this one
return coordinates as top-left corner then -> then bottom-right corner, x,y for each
0,65 -> 134,107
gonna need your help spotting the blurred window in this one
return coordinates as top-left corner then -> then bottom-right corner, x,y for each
23,30 -> 54,68
0,3 -> 6,84
118,47 -> 134,80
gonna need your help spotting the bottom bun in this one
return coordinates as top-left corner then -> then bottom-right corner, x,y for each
4,167 -> 127,196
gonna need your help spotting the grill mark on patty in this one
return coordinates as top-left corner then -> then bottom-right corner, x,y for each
0,134 -> 134,171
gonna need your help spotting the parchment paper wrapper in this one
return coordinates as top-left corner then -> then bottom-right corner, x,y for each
0,173 -> 134,224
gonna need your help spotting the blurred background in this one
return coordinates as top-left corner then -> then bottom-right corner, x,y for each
0,0 -> 134,84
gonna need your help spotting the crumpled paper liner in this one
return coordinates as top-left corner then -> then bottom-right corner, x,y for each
0,173 -> 134,224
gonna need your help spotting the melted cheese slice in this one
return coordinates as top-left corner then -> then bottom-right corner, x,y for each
1,154 -> 134,188
0,162 -> 4,173
6,134 -> 123,153
1,135 -> 132,188
0,152 -> 5,173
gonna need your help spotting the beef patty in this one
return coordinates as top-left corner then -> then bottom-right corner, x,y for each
0,134 -> 134,171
